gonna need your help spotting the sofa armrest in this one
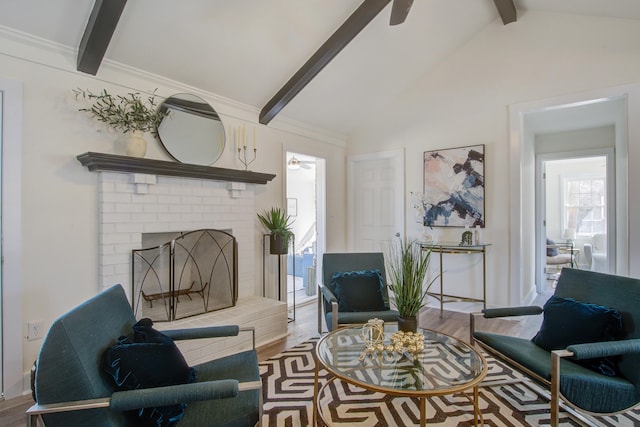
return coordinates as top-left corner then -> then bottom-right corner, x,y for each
162,325 -> 239,340
110,380 -> 242,411
26,379 -> 262,418
163,325 -> 256,349
481,306 -> 543,318
566,339 -> 640,360
320,285 -> 337,304
469,306 -> 543,344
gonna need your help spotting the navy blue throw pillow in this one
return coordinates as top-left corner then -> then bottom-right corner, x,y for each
546,238 -> 559,257
531,295 -> 623,376
331,269 -> 388,312
103,318 -> 196,426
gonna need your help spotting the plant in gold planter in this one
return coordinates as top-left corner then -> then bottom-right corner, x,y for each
73,88 -> 168,157
386,238 -> 437,332
257,207 -> 294,255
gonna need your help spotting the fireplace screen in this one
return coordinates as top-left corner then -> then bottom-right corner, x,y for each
132,229 -> 237,321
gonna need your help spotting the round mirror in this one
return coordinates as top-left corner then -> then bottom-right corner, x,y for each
157,93 -> 225,165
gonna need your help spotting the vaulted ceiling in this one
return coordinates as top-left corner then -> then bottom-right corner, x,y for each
1,0 -> 640,137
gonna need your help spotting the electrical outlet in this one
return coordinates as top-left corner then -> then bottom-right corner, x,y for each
27,321 -> 45,341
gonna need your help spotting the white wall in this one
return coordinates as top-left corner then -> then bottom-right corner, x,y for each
0,30 -> 347,394
348,11 -> 640,307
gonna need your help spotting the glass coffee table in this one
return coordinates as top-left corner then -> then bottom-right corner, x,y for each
313,324 -> 487,426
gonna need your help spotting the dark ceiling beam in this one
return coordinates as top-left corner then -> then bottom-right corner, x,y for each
259,0 -> 392,125
389,0 -> 414,26
493,0 -> 517,25
77,0 -> 128,75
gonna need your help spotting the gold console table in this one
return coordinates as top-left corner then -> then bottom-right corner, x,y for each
420,241 -> 490,318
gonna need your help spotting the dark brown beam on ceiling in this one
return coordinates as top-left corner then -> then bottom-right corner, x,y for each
77,0 -> 128,75
493,0 -> 517,25
259,0 -> 392,125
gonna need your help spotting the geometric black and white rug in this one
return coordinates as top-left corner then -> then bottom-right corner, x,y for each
259,339 -> 640,427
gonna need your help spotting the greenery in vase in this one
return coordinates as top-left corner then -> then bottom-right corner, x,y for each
386,238 -> 438,317
257,207 -> 294,243
73,88 -> 168,134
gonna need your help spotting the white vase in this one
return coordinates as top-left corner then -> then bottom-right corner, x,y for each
124,131 -> 147,157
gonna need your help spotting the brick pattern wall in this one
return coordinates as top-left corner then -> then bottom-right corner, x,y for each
98,171 -> 256,299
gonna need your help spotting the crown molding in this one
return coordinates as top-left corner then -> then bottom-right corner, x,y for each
0,25 -> 347,147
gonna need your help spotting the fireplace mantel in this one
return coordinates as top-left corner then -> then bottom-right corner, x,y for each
77,152 -> 276,184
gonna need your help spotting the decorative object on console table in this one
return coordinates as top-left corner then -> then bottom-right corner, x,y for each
386,238 -> 438,332
422,144 -> 485,227
73,88 -> 168,158
460,225 -> 473,246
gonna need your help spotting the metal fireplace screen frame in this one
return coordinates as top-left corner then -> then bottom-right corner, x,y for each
132,229 -> 238,321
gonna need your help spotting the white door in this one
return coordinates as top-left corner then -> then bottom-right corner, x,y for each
348,150 -> 404,252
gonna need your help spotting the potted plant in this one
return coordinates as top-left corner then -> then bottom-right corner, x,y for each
386,238 -> 437,332
257,207 -> 294,255
73,88 -> 168,157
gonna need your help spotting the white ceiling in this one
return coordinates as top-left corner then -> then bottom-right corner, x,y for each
1,0 -> 640,136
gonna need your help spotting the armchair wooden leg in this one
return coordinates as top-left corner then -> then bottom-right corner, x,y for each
331,301 -> 338,332
551,350 -> 572,427
27,413 -> 39,427
317,285 -> 323,334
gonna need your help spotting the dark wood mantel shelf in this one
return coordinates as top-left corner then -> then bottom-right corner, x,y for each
77,152 -> 276,185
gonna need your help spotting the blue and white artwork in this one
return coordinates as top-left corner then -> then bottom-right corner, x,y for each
422,145 -> 484,227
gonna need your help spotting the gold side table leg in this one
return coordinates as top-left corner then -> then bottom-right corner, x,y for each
313,363 -> 319,426
474,385 -> 479,426
420,397 -> 426,427
439,250 -> 444,318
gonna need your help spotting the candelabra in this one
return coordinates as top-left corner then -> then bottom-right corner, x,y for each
238,145 -> 256,170
236,125 -> 257,170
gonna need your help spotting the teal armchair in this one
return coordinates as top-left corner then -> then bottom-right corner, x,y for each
471,268 -> 640,426
27,284 -> 262,427
318,252 -> 399,333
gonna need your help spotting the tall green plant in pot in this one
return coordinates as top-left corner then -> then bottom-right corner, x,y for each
257,207 -> 294,255
386,238 -> 437,332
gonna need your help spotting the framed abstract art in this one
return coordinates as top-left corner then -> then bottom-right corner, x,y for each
422,144 -> 485,227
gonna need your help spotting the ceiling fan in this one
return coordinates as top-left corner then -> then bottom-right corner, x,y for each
389,0 -> 516,26
288,156 -> 315,170
389,0 -> 414,26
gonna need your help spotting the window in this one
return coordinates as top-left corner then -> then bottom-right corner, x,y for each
563,177 -> 606,236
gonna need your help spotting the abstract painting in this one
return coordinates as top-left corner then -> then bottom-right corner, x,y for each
422,145 -> 484,227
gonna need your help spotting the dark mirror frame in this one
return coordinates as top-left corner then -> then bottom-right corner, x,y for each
157,93 -> 225,166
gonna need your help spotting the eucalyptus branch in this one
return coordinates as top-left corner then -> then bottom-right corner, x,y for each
73,88 -> 168,134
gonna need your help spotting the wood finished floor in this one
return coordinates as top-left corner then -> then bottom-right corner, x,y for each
0,299 -> 544,427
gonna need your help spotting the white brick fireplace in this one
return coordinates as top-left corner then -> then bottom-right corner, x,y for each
98,171 -> 255,297
83,155 -> 287,364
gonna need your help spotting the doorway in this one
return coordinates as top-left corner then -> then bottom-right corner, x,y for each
285,152 -> 326,315
1,77 -> 23,399
509,92 -> 628,306
536,152 -> 615,293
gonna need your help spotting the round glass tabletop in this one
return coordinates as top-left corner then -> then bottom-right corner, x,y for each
315,324 -> 487,396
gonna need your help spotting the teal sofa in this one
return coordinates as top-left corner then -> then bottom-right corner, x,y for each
471,268 -> 640,426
